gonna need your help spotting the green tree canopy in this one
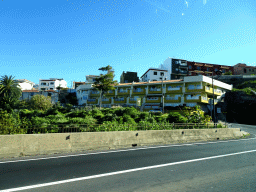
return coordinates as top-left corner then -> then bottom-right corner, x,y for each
0,75 -> 22,112
92,65 -> 118,109
28,94 -> 53,111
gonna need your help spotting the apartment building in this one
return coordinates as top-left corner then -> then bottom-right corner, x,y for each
73,81 -> 86,89
39,78 -> 67,91
16,79 -> 35,90
20,90 -> 59,104
187,61 -> 234,76
120,71 -> 139,83
159,58 -> 188,80
233,63 -> 256,75
140,68 -> 168,82
76,75 -> 232,113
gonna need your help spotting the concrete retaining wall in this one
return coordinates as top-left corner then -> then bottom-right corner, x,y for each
0,128 -> 247,158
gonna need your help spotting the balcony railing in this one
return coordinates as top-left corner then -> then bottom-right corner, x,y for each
133,89 -> 143,92
187,86 -> 203,90
102,99 -> 109,102
186,96 -> 200,100
118,90 -> 128,93
167,87 -> 181,91
129,98 -> 137,101
114,99 -> 125,101
149,88 -> 161,92
88,99 -> 96,102
165,97 -> 179,100
214,89 -> 222,94
201,96 -> 208,101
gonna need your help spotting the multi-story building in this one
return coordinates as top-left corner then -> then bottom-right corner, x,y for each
120,71 -> 139,83
20,90 -> 59,104
140,68 -> 168,82
39,78 -> 67,91
16,79 -> 34,90
73,81 -> 86,89
233,63 -> 256,75
187,61 -> 234,77
159,58 -> 188,80
76,75 -> 232,113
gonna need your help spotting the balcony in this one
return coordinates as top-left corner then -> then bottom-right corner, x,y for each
105,90 -> 115,96
177,70 -> 188,75
185,86 -> 203,93
132,89 -> 146,95
114,98 -> 127,104
166,87 -> 182,93
148,88 -> 162,94
87,99 -> 98,104
117,89 -> 130,96
204,86 -> 222,96
90,91 -> 100,96
102,98 -> 111,104
146,97 -> 161,103
129,98 -> 137,103
164,97 -> 181,103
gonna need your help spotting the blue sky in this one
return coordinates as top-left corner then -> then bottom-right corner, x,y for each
1,0 -> 256,86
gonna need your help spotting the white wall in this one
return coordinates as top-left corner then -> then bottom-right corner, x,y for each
39,79 -> 67,91
141,69 -> 168,82
159,57 -> 172,80
18,82 -> 34,90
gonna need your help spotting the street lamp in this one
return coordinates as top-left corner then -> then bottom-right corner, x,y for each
212,69 -> 222,128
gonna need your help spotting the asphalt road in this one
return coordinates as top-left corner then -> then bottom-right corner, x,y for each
1,123 -> 256,192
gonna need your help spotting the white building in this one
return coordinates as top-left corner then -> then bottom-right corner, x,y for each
140,68 -> 168,82
39,78 -> 67,91
76,84 -> 94,106
16,79 -> 35,90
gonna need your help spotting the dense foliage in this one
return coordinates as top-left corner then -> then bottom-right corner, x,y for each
0,104 -> 223,135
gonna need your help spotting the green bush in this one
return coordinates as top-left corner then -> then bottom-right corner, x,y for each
122,114 -> 136,124
167,112 -> 187,123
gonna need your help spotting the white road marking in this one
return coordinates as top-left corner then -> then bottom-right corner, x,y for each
3,149 -> 256,192
0,137 -> 255,164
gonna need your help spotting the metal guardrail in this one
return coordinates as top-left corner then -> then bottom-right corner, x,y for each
0,123 -> 227,135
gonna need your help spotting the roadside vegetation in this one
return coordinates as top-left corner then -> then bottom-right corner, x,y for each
0,74 -> 225,135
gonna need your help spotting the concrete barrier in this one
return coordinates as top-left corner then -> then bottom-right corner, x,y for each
0,128 -> 248,158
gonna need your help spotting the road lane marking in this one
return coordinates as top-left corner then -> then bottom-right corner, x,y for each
2,149 -> 256,192
1,137 -> 255,164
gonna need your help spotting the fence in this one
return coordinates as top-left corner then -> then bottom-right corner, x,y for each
0,122 -> 227,135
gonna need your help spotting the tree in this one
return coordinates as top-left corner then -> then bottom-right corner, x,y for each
28,94 -> 53,111
0,75 -> 22,112
92,65 -> 118,109
224,71 -> 232,75
56,85 -> 62,101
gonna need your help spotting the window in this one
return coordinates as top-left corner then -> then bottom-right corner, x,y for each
41,88 -> 46,91
215,68 -> 218,71
30,93 -> 34,96
160,72 -> 164,76
50,88 -> 53,90
154,72 -> 157,75
189,66 -> 192,69
206,67 -> 209,71
223,69 -> 225,73
145,75 -> 147,77
244,68 -> 246,73
41,83 -> 46,85
50,82 -> 54,85
197,66 -> 200,70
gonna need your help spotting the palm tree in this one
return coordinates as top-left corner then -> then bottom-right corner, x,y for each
0,75 -> 22,110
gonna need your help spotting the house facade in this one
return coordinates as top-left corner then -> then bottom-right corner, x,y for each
120,71 -> 139,83
20,90 -> 59,104
16,79 -> 34,90
39,78 -> 67,91
233,63 -> 256,75
76,75 -> 233,113
140,68 -> 168,82
187,61 -> 234,77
